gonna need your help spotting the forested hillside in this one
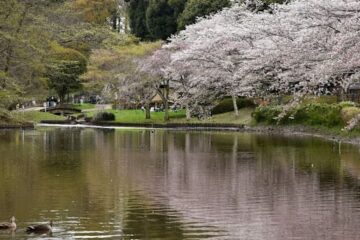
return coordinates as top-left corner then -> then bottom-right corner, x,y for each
0,0 -> 235,110
0,0 -> 132,109
127,0 -> 231,40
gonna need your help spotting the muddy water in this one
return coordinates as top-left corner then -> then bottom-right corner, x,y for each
0,128 -> 359,239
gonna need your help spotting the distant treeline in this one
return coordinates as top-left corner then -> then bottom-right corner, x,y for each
127,0 -> 231,40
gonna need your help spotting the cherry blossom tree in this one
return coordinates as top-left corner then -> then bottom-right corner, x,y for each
243,0 -> 360,123
136,0 -> 360,127
117,72 -> 156,119
138,46 -> 173,121
167,4 -> 256,117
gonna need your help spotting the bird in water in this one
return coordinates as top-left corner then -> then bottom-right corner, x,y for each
0,216 -> 16,230
26,220 -> 53,234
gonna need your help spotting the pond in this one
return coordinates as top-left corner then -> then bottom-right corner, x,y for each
0,128 -> 360,239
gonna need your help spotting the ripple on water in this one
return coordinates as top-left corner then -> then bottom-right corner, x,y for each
1,130 -> 360,239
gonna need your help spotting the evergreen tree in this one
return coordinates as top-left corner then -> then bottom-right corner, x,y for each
177,0 -> 230,30
128,0 -> 150,40
146,0 -> 177,40
168,0 -> 187,22
47,43 -> 87,103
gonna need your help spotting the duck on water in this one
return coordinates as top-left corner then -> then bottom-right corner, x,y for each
0,216 -> 16,230
26,220 -> 53,234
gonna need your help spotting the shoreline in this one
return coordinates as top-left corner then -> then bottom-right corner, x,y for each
37,122 -> 245,132
3,120 -> 359,145
242,125 -> 360,145
0,123 -> 34,130
35,120 -> 360,145
39,120 -> 245,130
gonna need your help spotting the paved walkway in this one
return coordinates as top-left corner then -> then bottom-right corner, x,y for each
95,104 -> 112,110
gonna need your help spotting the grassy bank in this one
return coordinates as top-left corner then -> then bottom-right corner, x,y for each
85,109 -> 186,123
83,108 -> 253,125
79,103 -> 360,138
171,108 -> 254,125
0,109 -> 34,128
10,100 -> 360,140
11,111 -> 65,123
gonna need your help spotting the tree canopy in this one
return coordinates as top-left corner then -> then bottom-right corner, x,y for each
128,0 -> 151,40
0,0 -> 138,108
136,0 -> 360,126
177,0 -> 231,30
127,0 -> 231,40
146,0 -> 177,40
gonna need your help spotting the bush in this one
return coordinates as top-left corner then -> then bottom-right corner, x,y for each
293,103 -> 342,127
341,106 -> 360,123
338,101 -> 357,108
253,103 -> 343,127
92,112 -> 115,122
302,95 -> 338,104
0,108 -> 11,122
0,90 -> 22,110
252,106 -> 282,124
212,97 -> 256,115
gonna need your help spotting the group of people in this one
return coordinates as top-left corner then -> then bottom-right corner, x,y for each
140,104 -> 180,112
141,106 -> 164,112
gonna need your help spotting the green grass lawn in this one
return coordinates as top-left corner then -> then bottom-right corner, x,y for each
85,108 -> 254,124
87,109 -> 187,123
10,106 -> 360,139
171,108 -> 254,125
11,111 -> 66,123
12,107 -> 254,125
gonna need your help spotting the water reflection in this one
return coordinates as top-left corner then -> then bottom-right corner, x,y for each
0,129 -> 359,239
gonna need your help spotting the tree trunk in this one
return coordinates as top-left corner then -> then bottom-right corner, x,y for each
232,95 -> 239,117
112,15 -> 117,31
164,100 -> 169,121
156,80 -> 170,121
145,103 -> 151,119
124,14 -> 129,33
59,94 -> 65,104
164,82 -> 169,121
0,76 -> 6,89
186,104 -> 191,120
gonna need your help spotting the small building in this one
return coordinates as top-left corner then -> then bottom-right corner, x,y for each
346,83 -> 360,102
151,94 -> 163,105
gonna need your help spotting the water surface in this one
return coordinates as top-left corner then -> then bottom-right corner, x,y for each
0,128 -> 360,239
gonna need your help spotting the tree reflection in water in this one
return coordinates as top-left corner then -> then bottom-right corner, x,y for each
0,129 -> 359,239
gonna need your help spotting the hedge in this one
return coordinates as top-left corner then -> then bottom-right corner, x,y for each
212,97 -> 256,115
253,103 -> 344,127
92,112 -> 115,122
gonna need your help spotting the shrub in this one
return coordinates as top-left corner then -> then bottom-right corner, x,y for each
92,111 -> 115,122
293,103 -> 342,127
0,90 -> 23,110
0,108 -> 11,122
341,106 -> 360,123
76,113 -> 85,120
303,95 -> 338,104
212,97 -> 256,115
253,103 -> 343,127
252,106 -> 282,124
84,117 -> 92,122
338,101 -> 357,108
